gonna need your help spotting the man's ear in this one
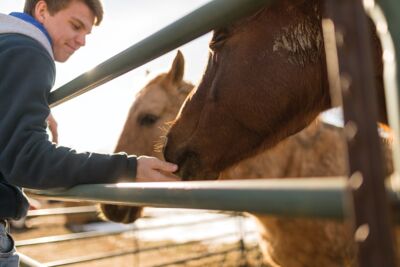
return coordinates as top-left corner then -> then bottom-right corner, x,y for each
33,0 -> 49,23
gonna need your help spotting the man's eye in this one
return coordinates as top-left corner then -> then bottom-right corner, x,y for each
71,23 -> 80,30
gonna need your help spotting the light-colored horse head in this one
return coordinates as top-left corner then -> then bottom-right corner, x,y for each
115,51 -> 193,159
99,51 -> 193,223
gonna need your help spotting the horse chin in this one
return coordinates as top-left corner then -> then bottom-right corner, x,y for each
99,204 -> 143,224
165,147 -> 220,180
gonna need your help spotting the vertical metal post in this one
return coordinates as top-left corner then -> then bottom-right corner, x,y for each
323,0 -> 397,266
372,0 -> 400,195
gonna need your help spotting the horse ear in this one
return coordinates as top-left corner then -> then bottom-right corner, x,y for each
165,50 -> 185,85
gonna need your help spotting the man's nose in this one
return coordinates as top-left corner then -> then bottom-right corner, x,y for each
76,34 -> 86,47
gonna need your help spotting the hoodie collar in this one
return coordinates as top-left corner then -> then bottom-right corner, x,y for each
0,13 -> 54,59
9,12 -> 52,46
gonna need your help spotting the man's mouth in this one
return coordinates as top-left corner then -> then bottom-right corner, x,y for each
65,44 -> 76,54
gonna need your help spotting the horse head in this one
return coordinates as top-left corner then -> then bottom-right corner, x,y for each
164,0 -> 384,180
100,51 -> 193,223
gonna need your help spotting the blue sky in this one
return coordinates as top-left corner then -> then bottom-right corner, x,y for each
0,1 -> 212,152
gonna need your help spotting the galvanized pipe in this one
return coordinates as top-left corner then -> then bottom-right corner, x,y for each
324,0 -> 397,265
49,0 -> 273,107
378,0 -> 400,103
29,178 -> 350,219
19,253 -> 47,267
373,0 -> 400,195
16,213 -> 236,247
27,205 -> 97,217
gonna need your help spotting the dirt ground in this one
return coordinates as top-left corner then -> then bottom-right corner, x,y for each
12,201 -> 265,267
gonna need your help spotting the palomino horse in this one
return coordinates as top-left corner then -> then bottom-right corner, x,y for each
99,52 -> 393,267
99,52 -> 193,222
163,0 -> 386,180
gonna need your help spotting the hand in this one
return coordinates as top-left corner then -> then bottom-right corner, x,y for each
47,113 -> 58,144
136,156 -> 179,182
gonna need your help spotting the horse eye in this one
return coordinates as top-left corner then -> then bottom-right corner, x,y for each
210,37 -> 226,50
210,29 -> 229,50
213,34 -> 226,43
138,114 -> 159,126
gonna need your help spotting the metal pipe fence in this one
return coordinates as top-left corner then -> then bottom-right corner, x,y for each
16,212 -> 238,247
29,178 -> 349,219
43,231 -> 256,267
18,208 -> 260,267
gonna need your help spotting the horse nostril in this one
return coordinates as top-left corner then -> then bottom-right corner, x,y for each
177,150 -> 195,166
162,139 -> 199,179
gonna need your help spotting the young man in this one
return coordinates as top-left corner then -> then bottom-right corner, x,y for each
0,0 -> 178,265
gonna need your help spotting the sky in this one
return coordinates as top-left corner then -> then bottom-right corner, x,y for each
0,0 -> 212,153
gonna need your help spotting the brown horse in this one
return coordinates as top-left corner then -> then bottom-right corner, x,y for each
99,51 -> 394,267
163,0 -> 386,180
100,51 -> 347,223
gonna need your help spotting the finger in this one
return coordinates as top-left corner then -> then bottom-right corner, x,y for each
151,158 -> 178,172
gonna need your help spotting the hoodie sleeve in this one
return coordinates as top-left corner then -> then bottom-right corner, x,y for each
0,38 -> 137,189
0,182 -> 29,220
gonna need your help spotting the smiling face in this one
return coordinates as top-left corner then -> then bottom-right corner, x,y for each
34,0 -> 95,62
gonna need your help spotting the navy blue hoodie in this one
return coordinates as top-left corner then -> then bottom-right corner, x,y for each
0,13 -> 137,220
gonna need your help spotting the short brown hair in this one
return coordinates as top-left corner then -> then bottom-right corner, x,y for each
24,0 -> 103,26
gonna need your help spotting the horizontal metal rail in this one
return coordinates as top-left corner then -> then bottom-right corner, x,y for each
49,0 -> 273,107
16,213 -> 236,246
27,205 -> 97,217
19,253 -> 47,267
29,178 -> 355,219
